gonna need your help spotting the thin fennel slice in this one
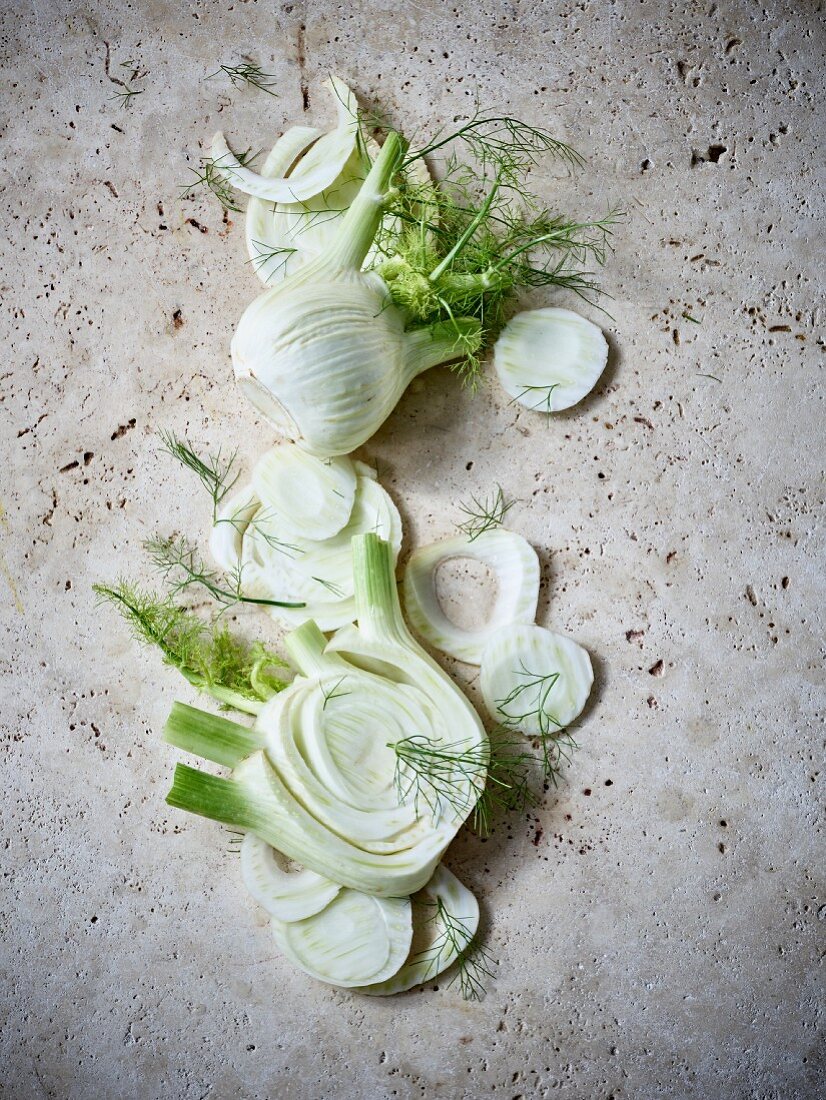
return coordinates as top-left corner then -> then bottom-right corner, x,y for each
240,833 -> 340,923
245,125 -> 323,284
480,623 -> 593,734
494,307 -> 609,413
240,472 -> 402,632
271,890 -> 412,987
212,76 -> 359,204
208,485 -> 259,574
356,864 -> 479,996
251,445 -> 357,543
402,530 -> 540,664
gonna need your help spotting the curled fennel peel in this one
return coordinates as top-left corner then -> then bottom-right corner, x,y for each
212,75 -> 360,204
231,132 -> 482,457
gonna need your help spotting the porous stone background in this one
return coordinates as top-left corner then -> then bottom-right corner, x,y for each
1,0 -> 823,1097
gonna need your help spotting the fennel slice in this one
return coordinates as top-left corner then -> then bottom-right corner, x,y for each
355,864 -> 480,996
494,307 -> 609,413
213,75 -> 360,204
245,125 -> 323,285
240,832 -> 340,923
251,444 -> 358,543
271,889 -> 413,988
402,530 -> 540,664
480,623 -> 593,734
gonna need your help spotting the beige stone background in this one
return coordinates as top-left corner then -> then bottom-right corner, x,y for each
1,0 -> 823,1097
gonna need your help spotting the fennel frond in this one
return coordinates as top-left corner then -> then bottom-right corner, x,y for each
208,61 -> 278,96
495,661 -> 564,737
110,85 -> 144,107
93,582 -> 289,711
161,433 -> 302,558
181,147 -> 258,212
456,484 -> 514,541
160,431 -> 238,524
511,382 -> 560,417
416,897 -> 496,1000
390,735 -> 488,823
144,534 -> 304,610
321,676 -> 351,710
377,141 -> 620,384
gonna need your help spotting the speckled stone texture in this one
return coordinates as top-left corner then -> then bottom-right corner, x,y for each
1,0 -> 823,1097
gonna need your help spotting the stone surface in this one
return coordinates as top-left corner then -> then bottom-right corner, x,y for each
1,1 -> 823,1097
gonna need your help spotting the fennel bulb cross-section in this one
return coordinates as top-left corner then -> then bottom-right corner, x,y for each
164,535 -> 488,898
231,132 -> 481,457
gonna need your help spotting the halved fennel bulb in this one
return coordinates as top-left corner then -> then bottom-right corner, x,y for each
271,890 -> 412,987
480,623 -> 593,734
357,864 -> 479,996
240,833 -> 340,922
231,131 -> 481,457
402,530 -> 540,664
165,534 -> 487,897
212,76 -> 360,204
211,459 -> 402,631
494,307 -> 609,413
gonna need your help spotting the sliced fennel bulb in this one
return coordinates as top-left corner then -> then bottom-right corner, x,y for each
494,307 -> 609,413
251,446 -> 357,543
231,131 -> 482,457
402,530 -> 540,664
357,864 -> 479,996
210,453 -> 402,631
480,623 -> 593,734
164,534 -> 487,897
245,125 -> 323,284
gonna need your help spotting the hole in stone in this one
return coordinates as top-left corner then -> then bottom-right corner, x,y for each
434,558 -> 498,631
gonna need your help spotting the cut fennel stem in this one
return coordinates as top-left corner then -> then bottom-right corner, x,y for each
494,307 -> 609,413
402,530 -> 540,664
231,129 -> 482,457
164,534 -> 487,897
212,76 -> 360,204
480,623 -> 593,734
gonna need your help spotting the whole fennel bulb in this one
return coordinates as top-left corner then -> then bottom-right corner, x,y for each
231,133 -> 481,457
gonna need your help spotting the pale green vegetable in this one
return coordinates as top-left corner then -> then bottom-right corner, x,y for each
212,76 -> 360,204
245,125 -> 323,284
231,132 -> 481,457
357,864 -> 481,996
493,307 -> 609,413
251,445 -> 357,543
219,466 -> 402,631
247,130 -> 436,288
271,889 -> 412,987
164,534 -> 487,897
247,142 -> 371,286
240,833 -> 340,922
402,530 -> 540,664
480,623 -> 593,734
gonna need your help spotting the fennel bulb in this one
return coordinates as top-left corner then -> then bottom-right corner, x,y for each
231,132 -> 482,457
